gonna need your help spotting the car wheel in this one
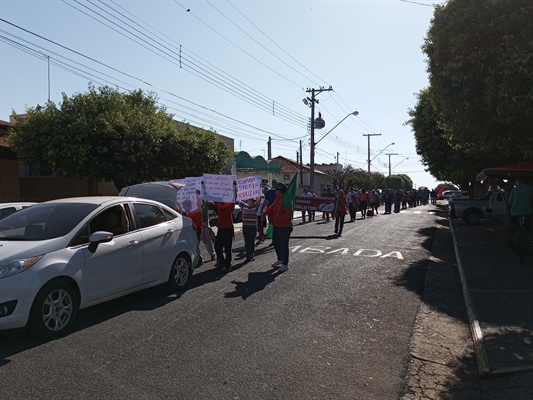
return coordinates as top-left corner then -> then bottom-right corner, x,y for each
462,210 -> 481,225
29,281 -> 78,339
167,253 -> 191,292
236,211 -> 242,223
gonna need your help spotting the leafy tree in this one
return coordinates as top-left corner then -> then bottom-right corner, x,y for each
395,174 -> 413,190
327,165 -> 388,191
422,0 -> 533,160
408,0 -> 533,193
8,86 -> 232,191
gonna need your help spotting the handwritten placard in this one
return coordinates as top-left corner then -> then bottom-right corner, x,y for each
236,176 -> 262,201
201,174 -> 236,203
176,176 -> 202,212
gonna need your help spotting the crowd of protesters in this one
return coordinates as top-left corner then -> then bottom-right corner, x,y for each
298,186 -> 432,235
197,178 -> 435,273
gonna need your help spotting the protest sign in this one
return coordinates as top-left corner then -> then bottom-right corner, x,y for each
294,196 -> 336,213
201,174 -> 236,202
176,176 -> 202,213
236,176 -> 262,201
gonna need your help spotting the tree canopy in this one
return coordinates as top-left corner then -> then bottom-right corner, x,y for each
327,165 -> 414,191
8,86 -> 232,190
408,0 -> 533,188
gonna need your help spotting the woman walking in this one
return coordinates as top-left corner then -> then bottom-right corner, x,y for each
359,188 -> 368,219
334,190 -> 348,236
262,182 -> 293,272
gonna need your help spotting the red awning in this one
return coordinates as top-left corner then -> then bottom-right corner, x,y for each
476,161 -> 533,181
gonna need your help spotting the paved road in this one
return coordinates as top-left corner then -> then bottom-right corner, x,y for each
0,206 -> 439,399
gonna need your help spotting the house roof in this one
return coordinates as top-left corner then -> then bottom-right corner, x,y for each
273,155 -> 326,174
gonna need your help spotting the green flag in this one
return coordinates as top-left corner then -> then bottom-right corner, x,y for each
281,172 -> 298,210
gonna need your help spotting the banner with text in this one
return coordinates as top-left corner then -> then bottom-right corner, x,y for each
201,174 -> 236,203
236,175 -> 262,201
176,177 -> 202,213
294,196 -> 337,213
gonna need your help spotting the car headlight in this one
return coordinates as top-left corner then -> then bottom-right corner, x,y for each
0,256 -> 43,279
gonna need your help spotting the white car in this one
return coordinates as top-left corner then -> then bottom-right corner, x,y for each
0,202 -> 37,220
0,197 -> 199,338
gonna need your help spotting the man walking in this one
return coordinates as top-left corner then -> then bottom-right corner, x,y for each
300,187 -> 313,223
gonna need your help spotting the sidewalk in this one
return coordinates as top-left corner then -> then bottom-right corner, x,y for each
450,218 -> 533,376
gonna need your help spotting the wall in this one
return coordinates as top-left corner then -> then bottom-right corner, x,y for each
0,159 -> 20,197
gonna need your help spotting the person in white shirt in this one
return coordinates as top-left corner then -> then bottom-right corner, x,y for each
300,187 -> 313,223
347,187 -> 359,222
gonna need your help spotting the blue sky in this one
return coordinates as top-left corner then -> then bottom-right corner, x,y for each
0,0 -> 443,188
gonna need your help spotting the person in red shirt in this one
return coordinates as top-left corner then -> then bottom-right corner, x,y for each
333,190 -> 348,236
262,182 -> 293,272
212,182 -> 238,271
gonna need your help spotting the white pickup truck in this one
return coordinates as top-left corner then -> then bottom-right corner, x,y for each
448,191 -> 507,225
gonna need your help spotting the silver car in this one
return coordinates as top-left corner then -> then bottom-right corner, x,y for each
0,197 -> 199,338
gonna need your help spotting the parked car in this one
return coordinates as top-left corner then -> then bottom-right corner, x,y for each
0,196 -> 199,338
118,182 -> 184,212
0,202 -> 37,220
448,191 -> 470,199
448,191 -> 506,225
439,190 -> 459,200
208,203 -> 242,225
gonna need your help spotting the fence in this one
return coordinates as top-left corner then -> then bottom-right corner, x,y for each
0,197 -> 51,203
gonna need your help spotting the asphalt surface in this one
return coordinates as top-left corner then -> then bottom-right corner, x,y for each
1,205 -> 435,399
3,203 -> 531,399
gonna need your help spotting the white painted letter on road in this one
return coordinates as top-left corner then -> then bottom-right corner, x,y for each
353,249 -> 382,257
381,251 -> 404,259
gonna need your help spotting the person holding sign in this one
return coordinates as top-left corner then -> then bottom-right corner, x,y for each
212,181 -> 238,271
262,182 -> 293,272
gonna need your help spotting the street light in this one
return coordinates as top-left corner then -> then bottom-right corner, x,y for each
310,111 -> 359,191
392,157 -> 409,172
369,142 -> 394,171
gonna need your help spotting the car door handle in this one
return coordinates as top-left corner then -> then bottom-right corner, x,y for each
166,229 -> 175,236
127,240 -> 140,247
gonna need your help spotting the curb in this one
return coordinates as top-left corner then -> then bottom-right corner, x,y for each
448,217 -> 492,378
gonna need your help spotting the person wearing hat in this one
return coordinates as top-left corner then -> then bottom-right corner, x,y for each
262,182 -> 293,272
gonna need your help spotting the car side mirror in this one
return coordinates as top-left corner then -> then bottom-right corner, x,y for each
88,231 -> 113,253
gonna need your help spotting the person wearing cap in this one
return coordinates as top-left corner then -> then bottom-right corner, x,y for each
262,182 -> 293,272
238,197 -> 258,262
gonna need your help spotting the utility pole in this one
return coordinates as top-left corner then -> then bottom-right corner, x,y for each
307,86 -> 333,192
300,140 -> 304,188
386,153 -> 399,176
336,152 -> 340,168
267,136 -> 272,160
363,133 -> 381,172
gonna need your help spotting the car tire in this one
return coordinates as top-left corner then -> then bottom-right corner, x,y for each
236,211 -> 242,223
166,253 -> 192,292
28,280 -> 78,339
462,210 -> 482,225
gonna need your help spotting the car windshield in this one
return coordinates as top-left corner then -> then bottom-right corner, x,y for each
0,203 -> 99,240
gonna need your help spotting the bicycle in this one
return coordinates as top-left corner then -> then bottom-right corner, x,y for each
508,215 -> 533,263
